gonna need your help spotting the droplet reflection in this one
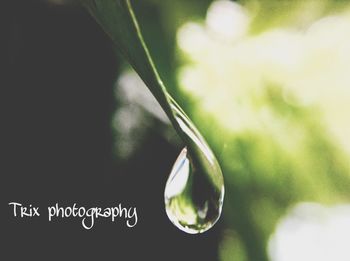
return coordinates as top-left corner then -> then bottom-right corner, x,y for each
164,146 -> 224,234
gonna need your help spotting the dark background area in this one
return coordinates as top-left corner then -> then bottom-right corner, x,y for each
1,0 -> 221,260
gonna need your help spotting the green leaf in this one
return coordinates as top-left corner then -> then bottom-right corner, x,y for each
81,0 -> 169,116
80,0 -> 224,193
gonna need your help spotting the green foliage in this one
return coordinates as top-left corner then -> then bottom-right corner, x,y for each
81,0 -> 350,260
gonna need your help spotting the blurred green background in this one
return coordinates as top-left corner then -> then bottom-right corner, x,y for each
115,0 -> 350,260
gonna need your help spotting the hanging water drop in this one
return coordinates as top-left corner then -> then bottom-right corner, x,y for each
164,147 -> 224,234
164,100 -> 224,234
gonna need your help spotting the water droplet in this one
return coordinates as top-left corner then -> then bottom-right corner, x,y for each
164,147 -> 224,234
164,100 -> 224,234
